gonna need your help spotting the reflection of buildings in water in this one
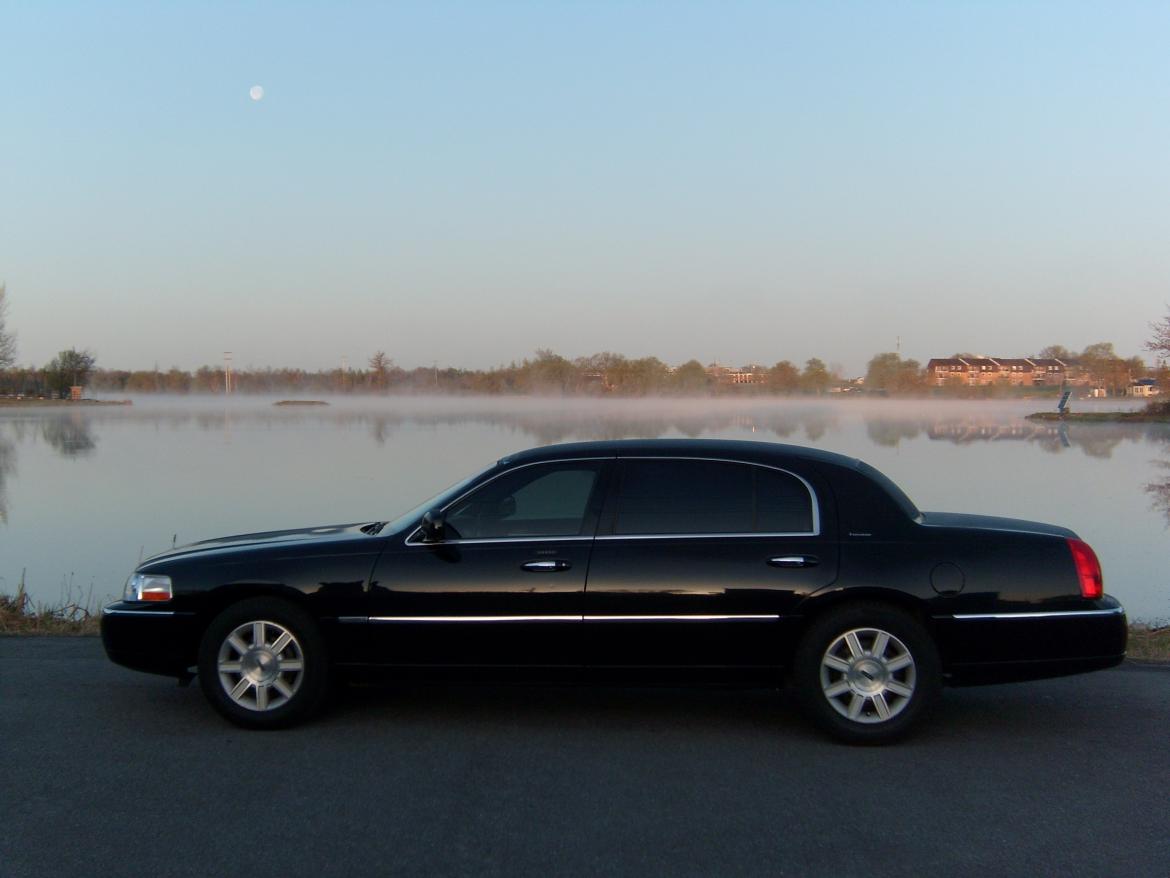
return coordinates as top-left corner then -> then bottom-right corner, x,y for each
926,421 -> 1063,444
917,417 -> 1166,460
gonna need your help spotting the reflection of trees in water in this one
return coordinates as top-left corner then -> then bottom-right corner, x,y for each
866,420 -> 922,448
1146,462 -> 1170,524
41,414 -> 97,457
0,436 -> 13,523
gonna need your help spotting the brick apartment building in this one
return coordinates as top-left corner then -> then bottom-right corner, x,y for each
925,356 -> 1085,387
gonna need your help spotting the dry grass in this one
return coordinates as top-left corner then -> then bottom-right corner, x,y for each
0,574 -> 101,636
1126,625 -> 1170,663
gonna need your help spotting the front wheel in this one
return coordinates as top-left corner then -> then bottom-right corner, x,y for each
793,603 -> 940,744
198,597 -> 329,729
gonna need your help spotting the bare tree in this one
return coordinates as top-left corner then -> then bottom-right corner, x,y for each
0,283 -> 16,369
368,351 -> 391,391
1147,308 -> 1170,362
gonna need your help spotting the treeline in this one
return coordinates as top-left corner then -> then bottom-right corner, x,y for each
0,345 -> 1158,399
80,351 -> 842,396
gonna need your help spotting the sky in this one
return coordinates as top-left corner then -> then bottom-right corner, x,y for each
1,0 -> 1168,376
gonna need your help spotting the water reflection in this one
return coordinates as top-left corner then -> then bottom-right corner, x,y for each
3,401 -> 1170,458
0,436 -> 13,524
1,399 -> 1168,620
41,414 -> 97,458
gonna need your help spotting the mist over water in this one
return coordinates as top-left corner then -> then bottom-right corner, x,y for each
1,396 -> 1165,622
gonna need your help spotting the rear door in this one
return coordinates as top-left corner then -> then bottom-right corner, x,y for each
583,457 -> 838,669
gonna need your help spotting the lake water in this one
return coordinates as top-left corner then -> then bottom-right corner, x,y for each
2,396 -> 1167,623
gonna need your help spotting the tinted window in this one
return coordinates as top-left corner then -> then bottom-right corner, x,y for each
615,459 -> 813,535
756,467 -> 814,533
446,462 -> 601,539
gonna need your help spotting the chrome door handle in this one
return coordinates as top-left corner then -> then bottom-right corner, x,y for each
767,555 -> 818,568
521,560 -> 572,572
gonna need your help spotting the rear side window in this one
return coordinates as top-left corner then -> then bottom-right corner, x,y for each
614,459 -> 814,536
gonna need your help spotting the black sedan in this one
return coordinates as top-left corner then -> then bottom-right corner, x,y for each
101,439 -> 1126,743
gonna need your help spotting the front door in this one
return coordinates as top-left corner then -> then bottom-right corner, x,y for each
366,459 -> 607,667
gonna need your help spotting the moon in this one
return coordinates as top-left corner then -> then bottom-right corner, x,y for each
249,85 -> 264,101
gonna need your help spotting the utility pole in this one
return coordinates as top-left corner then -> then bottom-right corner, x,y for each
223,352 -> 233,395
896,336 -> 901,354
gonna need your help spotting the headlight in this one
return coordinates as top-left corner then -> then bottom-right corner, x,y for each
124,573 -> 173,602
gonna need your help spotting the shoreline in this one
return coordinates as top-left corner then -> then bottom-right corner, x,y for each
0,398 -> 132,407
1026,411 -> 1170,423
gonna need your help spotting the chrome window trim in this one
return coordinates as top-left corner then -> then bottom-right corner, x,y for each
945,608 -> 1124,620
359,614 -> 781,623
403,456 -> 614,546
610,455 -> 820,538
407,535 -> 595,547
402,453 -> 821,545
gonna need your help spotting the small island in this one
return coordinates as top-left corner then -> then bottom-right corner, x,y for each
273,400 -> 329,406
1026,405 -> 1170,423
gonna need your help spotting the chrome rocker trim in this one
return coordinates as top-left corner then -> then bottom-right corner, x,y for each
945,608 -> 1125,621
351,614 -> 782,624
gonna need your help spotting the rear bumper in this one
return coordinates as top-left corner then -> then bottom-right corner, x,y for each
933,596 -> 1127,685
101,603 -> 200,677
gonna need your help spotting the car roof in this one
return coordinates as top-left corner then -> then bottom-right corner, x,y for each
498,438 -> 861,470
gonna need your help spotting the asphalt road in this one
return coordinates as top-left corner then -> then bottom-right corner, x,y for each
2,638 -> 1168,878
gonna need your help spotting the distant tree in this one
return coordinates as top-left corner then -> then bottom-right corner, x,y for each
1077,342 -> 1120,392
368,351 -> 392,391
766,360 -> 801,394
865,353 -> 926,394
525,349 -> 577,393
1036,345 -> 1073,361
44,348 -> 97,397
1080,342 -> 1116,362
615,357 -> 670,395
671,360 -> 710,394
801,358 -> 832,395
0,283 -> 15,369
1147,308 -> 1170,363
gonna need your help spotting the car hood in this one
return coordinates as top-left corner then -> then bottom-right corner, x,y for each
919,511 -> 1076,539
142,521 -> 384,564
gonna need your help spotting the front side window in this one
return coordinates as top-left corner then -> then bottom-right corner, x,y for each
614,459 -> 814,536
444,461 -> 602,540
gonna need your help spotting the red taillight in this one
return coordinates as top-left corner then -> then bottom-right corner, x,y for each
1067,538 -> 1103,600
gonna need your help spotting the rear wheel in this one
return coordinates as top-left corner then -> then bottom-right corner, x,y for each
794,603 -> 940,744
198,597 -> 329,729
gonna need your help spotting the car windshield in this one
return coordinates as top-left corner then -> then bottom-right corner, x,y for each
382,466 -> 495,535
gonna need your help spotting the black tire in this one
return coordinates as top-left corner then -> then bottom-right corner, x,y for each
793,602 -> 940,744
197,597 -> 329,729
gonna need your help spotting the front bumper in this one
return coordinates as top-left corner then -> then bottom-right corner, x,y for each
100,602 -> 200,677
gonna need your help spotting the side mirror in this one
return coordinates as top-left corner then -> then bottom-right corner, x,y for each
420,508 -> 446,542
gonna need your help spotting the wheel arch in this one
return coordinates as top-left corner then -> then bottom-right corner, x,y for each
195,583 -> 317,638
784,588 -> 937,667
